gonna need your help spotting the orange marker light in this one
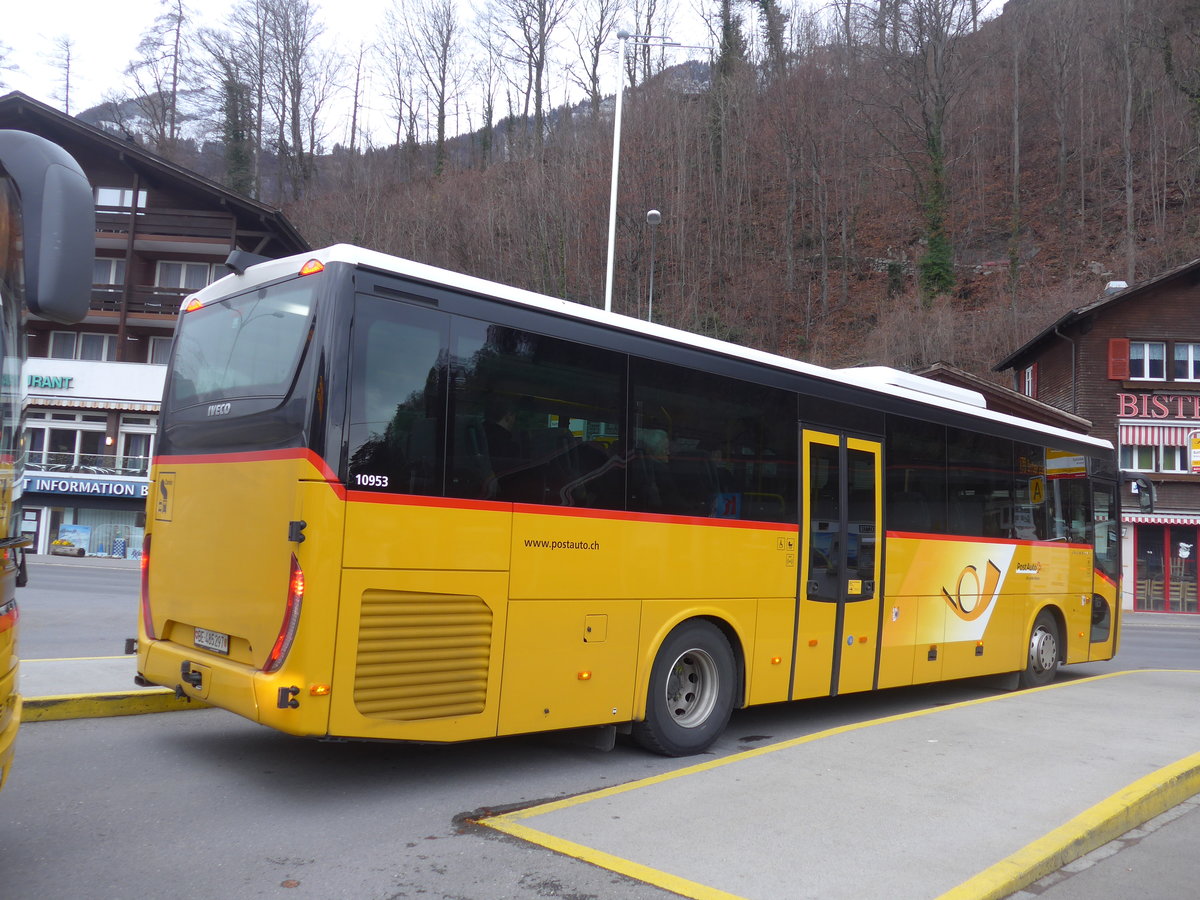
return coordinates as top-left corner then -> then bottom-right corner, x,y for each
770,656 -> 782,665
310,684 -> 332,696
577,671 -> 592,681
299,258 -> 325,276
183,297 -> 203,312
857,636 -> 868,644
808,639 -> 819,647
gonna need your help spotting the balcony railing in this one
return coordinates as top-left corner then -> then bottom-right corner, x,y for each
95,207 -> 235,240
28,454 -> 150,478
91,286 -> 188,317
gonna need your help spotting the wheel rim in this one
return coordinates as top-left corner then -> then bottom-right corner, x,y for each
1029,624 -> 1057,675
664,648 -> 720,728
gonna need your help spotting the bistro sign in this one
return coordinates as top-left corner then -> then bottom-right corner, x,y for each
1118,393 -> 1200,419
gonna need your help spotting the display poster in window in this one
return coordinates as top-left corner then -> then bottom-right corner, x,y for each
1191,433 -> 1200,475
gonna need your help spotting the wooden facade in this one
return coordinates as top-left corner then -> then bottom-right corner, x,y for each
995,260 -> 1200,614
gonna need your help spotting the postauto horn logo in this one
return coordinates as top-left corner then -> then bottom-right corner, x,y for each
941,559 -> 1003,623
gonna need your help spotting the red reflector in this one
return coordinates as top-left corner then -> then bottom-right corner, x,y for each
140,534 -> 156,641
264,554 -> 304,674
298,259 -> 325,276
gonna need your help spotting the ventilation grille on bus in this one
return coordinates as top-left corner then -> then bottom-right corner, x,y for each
353,590 -> 492,721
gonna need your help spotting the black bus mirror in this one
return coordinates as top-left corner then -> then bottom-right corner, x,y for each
1127,474 -> 1156,513
0,130 -> 93,323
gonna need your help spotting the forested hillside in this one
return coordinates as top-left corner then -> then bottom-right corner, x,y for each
42,0 -> 1200,376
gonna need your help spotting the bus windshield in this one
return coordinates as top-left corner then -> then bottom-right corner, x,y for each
168,278 -> 318,408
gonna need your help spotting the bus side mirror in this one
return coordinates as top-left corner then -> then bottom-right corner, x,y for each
1128,474 -> 1156,513
0,130 -> 94,323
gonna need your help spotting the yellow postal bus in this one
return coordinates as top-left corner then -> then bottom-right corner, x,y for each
0,130 -> 92,788
137,245 -> 1121,755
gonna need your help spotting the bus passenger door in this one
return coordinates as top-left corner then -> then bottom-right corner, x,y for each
792,430 -> 883,699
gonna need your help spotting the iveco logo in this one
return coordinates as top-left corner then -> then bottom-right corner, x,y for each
206,402 -> 232,417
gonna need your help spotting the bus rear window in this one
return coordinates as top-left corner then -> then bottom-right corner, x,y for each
168,280 -> 317,408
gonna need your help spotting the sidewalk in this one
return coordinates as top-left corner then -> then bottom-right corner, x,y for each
480,670 -> 1200,900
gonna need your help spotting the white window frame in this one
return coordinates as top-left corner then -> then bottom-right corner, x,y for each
48,331 -> 119,361
155,260 -> 216,291
1119,444 -> 1156,472
1161,443 -> 1188,473
93,257 -> 125,285
94,187 -> 147,209
1174,343 -> 1200,382
1129,341 -> 1166,381
149,336 -> 172,365
48,331 -> 77,360
1022,365 -> 1035,397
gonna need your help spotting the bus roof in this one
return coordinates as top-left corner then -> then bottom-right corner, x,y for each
193,244 -> 1113,455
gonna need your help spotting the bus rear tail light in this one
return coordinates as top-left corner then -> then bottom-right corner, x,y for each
140,535 -> 156,640
264,554 -> 304,674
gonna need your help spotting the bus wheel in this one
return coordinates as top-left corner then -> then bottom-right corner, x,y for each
632,620 -> 736,757
1018,610 -> 1060,689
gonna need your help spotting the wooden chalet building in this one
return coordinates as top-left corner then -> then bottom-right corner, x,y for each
0,91 -> 308,557
995,261 -> 1200,615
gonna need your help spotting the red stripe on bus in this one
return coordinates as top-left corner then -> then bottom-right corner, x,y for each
153,448 -> 339,482
1094,570 -> 1117,589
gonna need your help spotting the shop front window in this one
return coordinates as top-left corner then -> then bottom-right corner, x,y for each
1136,524 -> 1200,613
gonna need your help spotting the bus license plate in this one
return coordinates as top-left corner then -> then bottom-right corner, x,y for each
194,627 -> 229,655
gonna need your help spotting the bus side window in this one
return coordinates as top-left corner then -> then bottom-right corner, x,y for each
346,296 -> 448,495
628,357 -> 797,522
448,319 -> 625,507
885,417 -> 946,534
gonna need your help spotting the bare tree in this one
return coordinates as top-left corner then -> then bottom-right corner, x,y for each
568,0 -> 622,115
494,0 -> 576,150
125,0 -> 192,155
388,0 -> 463,176
48,35 -> 75,114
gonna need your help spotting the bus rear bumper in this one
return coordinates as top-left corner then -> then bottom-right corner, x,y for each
138,640 -> 327,738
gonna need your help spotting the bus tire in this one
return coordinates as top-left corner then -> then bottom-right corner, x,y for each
1018,610 -> 1060,689
632,620 -> 736,757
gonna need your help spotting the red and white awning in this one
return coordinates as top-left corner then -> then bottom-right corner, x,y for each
1119,423 -> 1200,445
1123,512 -> 1200,525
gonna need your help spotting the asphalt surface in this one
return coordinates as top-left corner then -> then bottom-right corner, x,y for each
15,554 -> 1200,900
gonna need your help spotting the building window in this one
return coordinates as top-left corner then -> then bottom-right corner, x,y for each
47,331 -> 118,361
93,258 -> 125,285
95,187 -> 146,209
1129,342 -> 1166,380
1120,442 -> 1189,473
1161,444 -> 1189,473
156,261 -> 215,291
1174,343 -> 1200,381
149,336 -> 172,365
49,332 -> 76,360
1021,364 -> 1038,398
1120,445 -> 1156,471
25,412 -> 109,472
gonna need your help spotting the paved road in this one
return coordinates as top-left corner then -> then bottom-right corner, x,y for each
10,555 -> 1200,899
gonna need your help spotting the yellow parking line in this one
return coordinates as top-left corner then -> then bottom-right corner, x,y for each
938,748 -> 1200,900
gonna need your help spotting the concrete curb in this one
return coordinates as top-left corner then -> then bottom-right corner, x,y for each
22,690 -> 210,722
937,749 -> 1200,900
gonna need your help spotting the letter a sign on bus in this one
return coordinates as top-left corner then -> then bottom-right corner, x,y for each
1191,432 -> 1200,475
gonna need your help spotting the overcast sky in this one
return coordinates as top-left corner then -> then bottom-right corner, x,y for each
4,1 -> 395,114
4,0 -> 719,146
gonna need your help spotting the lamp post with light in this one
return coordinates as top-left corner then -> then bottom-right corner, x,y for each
603,30 -> 683,314
646,208 -> 661,322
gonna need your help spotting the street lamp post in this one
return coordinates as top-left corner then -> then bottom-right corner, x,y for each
646,208 -> 661,322
603,31 -> 682,314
